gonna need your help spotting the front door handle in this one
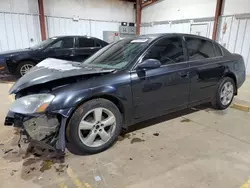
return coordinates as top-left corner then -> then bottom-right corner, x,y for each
179,72 -> 189,78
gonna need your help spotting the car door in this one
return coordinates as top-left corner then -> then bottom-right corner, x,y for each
131,36 -> 190,120
74,37 -> 102,62
185,36 -> 225,105
43,37 -> 75,61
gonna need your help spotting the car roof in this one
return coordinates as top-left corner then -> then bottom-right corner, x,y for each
137,33 -> 215,43
51,35 -> 102,40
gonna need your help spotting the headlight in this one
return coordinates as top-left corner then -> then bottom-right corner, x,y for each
9,94 -> 55,114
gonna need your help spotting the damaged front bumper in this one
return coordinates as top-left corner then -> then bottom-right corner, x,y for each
4,109 -> 72,157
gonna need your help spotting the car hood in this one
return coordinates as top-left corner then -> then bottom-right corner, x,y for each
0,48 -> 32,57
9,58 -> 115,94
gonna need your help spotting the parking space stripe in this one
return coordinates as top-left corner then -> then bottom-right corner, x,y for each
59,182 -> 67,188
66,167 -> 84,188
7,83 -> 14,102
241,179 -> 250,188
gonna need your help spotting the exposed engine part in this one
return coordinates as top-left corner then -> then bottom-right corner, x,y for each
23,114 -> 59,141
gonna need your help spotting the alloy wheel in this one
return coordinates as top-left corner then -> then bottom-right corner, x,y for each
220,81 -> 234,106
20,64 -> 34,76
78,107 -> 116,147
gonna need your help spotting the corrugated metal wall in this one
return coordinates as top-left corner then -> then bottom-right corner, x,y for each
141,22 -> 191,35
46,16 -> 120,40
217,15 -> 250,74
140,19 -> 214,39
0,11 -> 250,75
0,13 -> 121,52
0,12 -> 41,52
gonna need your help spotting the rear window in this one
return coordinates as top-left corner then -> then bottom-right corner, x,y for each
78,38 -> 95,48
186,37 -> 215,60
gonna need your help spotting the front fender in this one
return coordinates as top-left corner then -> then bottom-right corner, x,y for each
48,81 -> 133,126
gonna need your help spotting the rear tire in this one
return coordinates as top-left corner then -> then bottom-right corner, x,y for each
211,77 -> 236,110
66,99 -> 122,154
16,61 -> 36,77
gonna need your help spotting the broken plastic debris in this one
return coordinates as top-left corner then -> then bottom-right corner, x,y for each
94,176 -> 101,182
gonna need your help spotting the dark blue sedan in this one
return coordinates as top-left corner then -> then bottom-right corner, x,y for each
5,33 -> 246,155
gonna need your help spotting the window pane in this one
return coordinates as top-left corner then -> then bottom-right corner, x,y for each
61,38 -> 74,48
79,38 -> 95,48
51,40 -> 62,48
186,37 -> 215,60
214,43 -> 222,56
143,37 -> 184,65
83,39 -> 148,69
50,38 -> 73,49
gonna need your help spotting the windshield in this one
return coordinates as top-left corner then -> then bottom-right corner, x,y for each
30,38 -> 57,49
83,38 -> 149,69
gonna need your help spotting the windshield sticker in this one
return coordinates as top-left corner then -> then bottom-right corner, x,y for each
131,39 -> 148,43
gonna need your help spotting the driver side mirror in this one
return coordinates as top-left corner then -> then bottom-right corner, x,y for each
137,59 -> 161,70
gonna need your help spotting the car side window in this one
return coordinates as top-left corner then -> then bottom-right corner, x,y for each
214,43 -> 223,56
50,38 -> 74,49
185,37 -> 215,60
78,38 -> 95,48
142,37 -> 185,65
95,39 -> 102,47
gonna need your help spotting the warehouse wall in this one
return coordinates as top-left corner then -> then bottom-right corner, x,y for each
141,0 -> 250,74
141,0 -> 250,23
44,0 -> 135,22
217,15 -> 250,74
223,0 -> 250,15
142,0 -> 216,22
0,0 -> 38,14
0,0 -> 135,52
44,0 -> 135,39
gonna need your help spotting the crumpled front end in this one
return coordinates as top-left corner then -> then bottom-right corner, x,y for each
4,92 -> 71,158
4,111 -> 69,158
23,114 -> 59,141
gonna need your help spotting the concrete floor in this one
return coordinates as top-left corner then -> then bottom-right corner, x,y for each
0,78 -> 250,188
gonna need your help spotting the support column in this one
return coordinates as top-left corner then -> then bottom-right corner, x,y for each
136,0 -> 142,36
38,0 -> 46,40
212,0 -> 224,40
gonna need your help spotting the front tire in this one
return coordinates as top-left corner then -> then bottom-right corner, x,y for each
16,61 -> 36,77
212,77 -> 236,110
66,99 -> 122,154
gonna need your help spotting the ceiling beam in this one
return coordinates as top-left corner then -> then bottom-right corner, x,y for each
142,0 -> 156,8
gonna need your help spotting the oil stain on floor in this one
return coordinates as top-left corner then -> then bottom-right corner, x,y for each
118,133 -> 131,141
153,133 -> 159,136
130,138 -> 145,144
40,160 -> 54,172
181,118 -> 191,123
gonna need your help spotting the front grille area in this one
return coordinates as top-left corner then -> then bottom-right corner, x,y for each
23,114 -> 59,141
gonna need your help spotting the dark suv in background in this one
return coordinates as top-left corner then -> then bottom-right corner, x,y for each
0,36 -> 108,76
